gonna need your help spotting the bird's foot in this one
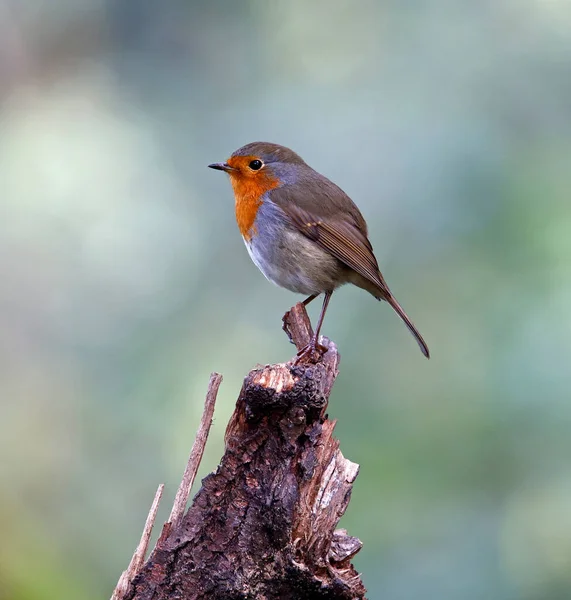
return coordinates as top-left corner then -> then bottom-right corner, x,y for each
293,337 -> 328,365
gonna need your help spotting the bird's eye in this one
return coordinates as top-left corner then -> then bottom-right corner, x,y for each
249,159 -> 263,171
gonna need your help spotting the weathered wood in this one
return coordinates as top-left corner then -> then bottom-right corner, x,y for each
111,484 -> 164,600
169,373 -> 223,527
118,302 -> 366,600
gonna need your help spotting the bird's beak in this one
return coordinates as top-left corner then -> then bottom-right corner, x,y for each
208,162 -> 233,172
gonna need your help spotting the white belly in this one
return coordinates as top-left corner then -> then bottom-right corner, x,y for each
243,227 -> 344,296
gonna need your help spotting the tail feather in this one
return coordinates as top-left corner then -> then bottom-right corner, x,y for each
385,294 -> 430,359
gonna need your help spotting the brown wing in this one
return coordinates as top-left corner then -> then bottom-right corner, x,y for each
269,174 -> 430,358
269,175 -> 391,297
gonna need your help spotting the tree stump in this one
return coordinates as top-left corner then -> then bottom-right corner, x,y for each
113,302 -> 366,600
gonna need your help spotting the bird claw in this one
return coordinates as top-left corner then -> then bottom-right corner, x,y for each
293,338 -> 328,365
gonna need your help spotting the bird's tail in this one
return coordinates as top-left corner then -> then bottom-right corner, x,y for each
384,294 -> 430,359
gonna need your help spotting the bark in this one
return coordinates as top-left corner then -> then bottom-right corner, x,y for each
115,302 -> 366,600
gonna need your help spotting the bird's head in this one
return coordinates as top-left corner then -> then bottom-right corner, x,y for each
208,142 -> 307,196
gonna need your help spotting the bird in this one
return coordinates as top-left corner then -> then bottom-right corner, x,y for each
208,142 -> 429,360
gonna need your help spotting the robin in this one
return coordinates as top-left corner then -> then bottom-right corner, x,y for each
209,142 -> 429,359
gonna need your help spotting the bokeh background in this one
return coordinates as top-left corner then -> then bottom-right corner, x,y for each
2,1 -> 571,598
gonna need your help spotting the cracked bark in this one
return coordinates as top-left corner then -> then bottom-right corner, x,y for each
119,302 -> 366,600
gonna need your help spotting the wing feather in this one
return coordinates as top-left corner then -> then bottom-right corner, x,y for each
278,200 -> 391,297
268,175 -> 430,358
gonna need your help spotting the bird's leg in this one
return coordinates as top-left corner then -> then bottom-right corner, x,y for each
302,293 -> 318,306
311,291 -> 331,346
282,293 -> 319,346
295,291 -> 332,363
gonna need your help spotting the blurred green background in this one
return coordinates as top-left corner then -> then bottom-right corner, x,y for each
1,1 -> 571,598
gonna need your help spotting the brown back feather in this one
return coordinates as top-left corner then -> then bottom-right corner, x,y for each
269,168 -> 430,358
268,169 -> 391,297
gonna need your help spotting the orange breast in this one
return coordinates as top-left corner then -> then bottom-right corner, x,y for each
229,173 -> 280,240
